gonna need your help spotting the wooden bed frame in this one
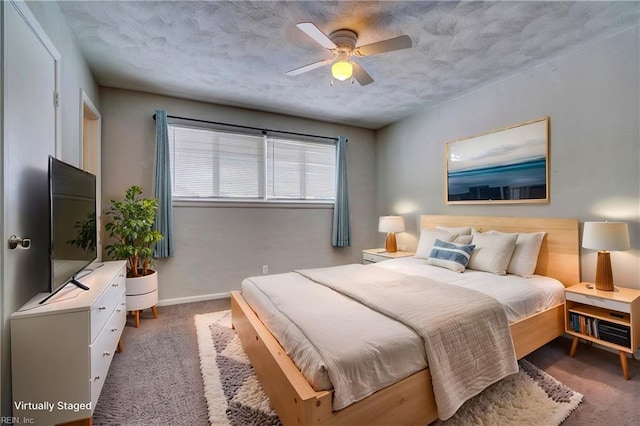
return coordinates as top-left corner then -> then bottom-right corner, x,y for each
231,215 -> 579,425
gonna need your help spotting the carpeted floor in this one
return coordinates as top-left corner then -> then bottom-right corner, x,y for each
93,299 -> 230,426
94,298 -> 640,425
526,337 -> 640,425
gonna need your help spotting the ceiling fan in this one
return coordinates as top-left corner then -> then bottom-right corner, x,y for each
286,22 -> 412,86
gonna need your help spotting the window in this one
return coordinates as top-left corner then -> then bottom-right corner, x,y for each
168,125 -> 336,203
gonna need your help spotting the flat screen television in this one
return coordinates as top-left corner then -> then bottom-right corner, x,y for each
45,156 -> 97,302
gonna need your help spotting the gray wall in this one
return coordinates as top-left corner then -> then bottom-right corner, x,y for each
376,27 -> 640,288
100,88 -> 376,302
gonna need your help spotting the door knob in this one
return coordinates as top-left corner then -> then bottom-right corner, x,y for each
8,235 -> 31,250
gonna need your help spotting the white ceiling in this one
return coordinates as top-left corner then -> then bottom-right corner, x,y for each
57,1 -> 639,129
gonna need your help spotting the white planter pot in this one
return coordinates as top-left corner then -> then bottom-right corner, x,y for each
126,270 -> 158,312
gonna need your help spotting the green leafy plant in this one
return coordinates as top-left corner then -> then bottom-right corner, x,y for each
105,186 -> 163,277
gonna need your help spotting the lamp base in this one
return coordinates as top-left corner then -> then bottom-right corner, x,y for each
385,232 -> 398,253
595,251 -> 614,291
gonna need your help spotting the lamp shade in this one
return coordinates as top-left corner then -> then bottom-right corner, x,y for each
582,222 -> 630,251
378,216 -> 405,233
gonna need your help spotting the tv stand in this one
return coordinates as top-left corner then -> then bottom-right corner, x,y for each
11,261 -> 127,425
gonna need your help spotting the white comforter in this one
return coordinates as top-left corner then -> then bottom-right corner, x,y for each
295,264 -> 518,420
241,270 -> 427,402
240,258 -> 565,418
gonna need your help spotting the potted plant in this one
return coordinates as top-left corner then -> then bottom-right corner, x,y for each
105,185 -> 163,327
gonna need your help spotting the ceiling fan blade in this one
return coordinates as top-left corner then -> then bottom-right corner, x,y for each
355,35 -> 412,56
286,59 -> 332,76
296,22 -> 336,49
352,62 -> 374,86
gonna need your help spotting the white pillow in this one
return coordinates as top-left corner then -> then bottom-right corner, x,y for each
488,231 -> 545,277
426,239 -> 475,273
436,225 -> 472,235
468,232 -> 518,275
453,234 -> 473,244
415,229 -> 458,259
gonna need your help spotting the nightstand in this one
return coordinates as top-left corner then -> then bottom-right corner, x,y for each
362,248 -> 415,264
564,282 -> 640,379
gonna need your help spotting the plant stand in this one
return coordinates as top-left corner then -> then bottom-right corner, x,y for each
129,306 -> 159,328
126,271 -> 159,327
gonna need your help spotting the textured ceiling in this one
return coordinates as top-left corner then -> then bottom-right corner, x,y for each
57,1 -> 640,129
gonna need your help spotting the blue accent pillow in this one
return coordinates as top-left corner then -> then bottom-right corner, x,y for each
426,239 -> 475,273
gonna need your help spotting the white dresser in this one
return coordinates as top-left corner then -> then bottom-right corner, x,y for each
11,261 -> 127,425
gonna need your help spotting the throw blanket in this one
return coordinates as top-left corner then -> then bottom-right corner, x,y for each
294,264 -> 518,420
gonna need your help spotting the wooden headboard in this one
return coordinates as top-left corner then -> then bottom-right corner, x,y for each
420,215 -> 580,286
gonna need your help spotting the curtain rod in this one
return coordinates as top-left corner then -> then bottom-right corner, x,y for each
152,113 -> 341,142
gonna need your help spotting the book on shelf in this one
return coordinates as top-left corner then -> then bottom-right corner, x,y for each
569,311 -> 631,347
569,312 -> 600,338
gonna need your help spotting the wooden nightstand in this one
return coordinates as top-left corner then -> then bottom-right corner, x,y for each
564,282 -> 640,379
362,248 -> 415,264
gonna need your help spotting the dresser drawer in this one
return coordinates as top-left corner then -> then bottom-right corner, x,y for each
565,292 -> 630,313
90,272 -> 126,342
363,252 -> 387,263
90,293 -> 126,405
90,358 -> 110,409
90,293 -> 126,379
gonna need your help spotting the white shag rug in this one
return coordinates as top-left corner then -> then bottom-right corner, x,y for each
196,310 -> 583,426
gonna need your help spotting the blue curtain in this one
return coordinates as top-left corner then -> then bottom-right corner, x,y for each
332,136 -> 351,247
153,110 -> 174,257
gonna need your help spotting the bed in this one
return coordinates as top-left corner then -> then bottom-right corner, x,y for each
230,215 -> 580,425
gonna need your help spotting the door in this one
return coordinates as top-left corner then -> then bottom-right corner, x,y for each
1,0 -> 60,415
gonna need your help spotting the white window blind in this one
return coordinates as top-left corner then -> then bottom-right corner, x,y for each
168,125 -> 336,203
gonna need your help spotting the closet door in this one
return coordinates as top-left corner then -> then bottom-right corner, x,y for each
2,0 -> 60,414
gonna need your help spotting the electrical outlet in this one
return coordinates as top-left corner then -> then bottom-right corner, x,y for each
262,265 -> 269,275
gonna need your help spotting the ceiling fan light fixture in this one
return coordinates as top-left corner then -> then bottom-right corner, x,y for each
289,22 -> 411,86
331,60 -> 353,81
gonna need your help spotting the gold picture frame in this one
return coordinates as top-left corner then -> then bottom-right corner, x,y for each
445,117 -> 549,204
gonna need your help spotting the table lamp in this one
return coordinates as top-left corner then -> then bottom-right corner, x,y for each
582,221 -> 630,291
378,216 -> 405,253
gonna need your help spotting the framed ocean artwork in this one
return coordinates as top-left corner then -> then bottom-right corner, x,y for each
445,117 -> 549,204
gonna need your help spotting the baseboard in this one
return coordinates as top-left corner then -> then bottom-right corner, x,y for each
157,292 -> 230,307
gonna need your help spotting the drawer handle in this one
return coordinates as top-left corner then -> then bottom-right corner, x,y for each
111,328 -> 118,332
112,283 -> 119,287
103,351 -> 112,357
116,309 -> 122,313
94,376 -> 100,381
98,306 -> 107,311
586,294 -> 607,300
